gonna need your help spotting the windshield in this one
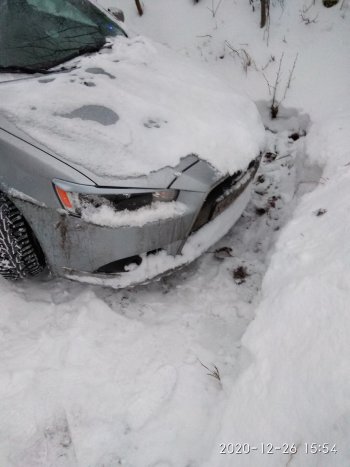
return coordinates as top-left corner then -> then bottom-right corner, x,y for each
0,0 -> 126,73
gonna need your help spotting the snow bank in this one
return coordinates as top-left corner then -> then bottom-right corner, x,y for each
306,113 -> 350,177
204,115 -> 350,466
0,36 -> 265,179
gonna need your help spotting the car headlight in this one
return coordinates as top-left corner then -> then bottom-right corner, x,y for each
53,183 -> 179,216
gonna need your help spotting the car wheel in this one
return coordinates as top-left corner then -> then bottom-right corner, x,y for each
0,193 -> 45,280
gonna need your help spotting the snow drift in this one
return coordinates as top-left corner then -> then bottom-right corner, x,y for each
204,114 -> 350,467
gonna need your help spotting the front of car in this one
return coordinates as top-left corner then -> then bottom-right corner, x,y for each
0,0 -> 265,287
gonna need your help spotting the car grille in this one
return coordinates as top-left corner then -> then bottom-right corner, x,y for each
190,157 -> 260,233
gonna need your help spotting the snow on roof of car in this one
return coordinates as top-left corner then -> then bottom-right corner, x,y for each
0,36 -> 265,178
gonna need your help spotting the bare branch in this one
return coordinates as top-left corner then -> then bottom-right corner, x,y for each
199,360 -> 221,382
270,52 -> 284,117
283,53 -> 298,100
261,54 -> 275,71
224,40 -> 257,74
207,0 -> 224,17
300,11 -> 318,24
262,73 -> 272,95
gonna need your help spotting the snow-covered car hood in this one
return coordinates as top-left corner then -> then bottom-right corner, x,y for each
0,36 -> 265,180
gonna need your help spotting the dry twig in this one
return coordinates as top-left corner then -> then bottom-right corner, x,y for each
199,360 -> 222,382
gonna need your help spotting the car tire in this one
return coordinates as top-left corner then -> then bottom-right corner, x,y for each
0,193 -> 45,280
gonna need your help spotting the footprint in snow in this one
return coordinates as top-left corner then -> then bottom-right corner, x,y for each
150,462 -> 173,467
9,408 -> 76,467
126,365 -> 177,430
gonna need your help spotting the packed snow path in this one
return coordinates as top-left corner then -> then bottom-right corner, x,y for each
0,107 -> 310,467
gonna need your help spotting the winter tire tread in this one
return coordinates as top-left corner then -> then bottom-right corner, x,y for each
0,194 -> 45,280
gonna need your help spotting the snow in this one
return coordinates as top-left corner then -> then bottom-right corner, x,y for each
306,112 -> 350,176
7,188 -> 47,207
204,114 -> 350,466
0,107 -> 300,466
1,0 -> 350,466
106,0 -> 350,119
0,35 -> 265,179
81,200 -> 187,228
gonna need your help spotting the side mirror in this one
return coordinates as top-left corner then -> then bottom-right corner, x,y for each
107,7 -> 125,22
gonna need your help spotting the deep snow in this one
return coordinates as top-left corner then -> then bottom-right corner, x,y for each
0,117 -> 301,466
1,0 -> 350,466
204,113 -> 350,467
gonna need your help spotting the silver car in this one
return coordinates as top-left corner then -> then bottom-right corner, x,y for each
0,0 -> 264,287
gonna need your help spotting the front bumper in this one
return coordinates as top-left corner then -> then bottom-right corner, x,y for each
12,157 -> 259,287
65,181 -> 253,288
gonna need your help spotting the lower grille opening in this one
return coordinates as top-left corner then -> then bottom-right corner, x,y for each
96,255 -> 142,274
95,248 -> 165,274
